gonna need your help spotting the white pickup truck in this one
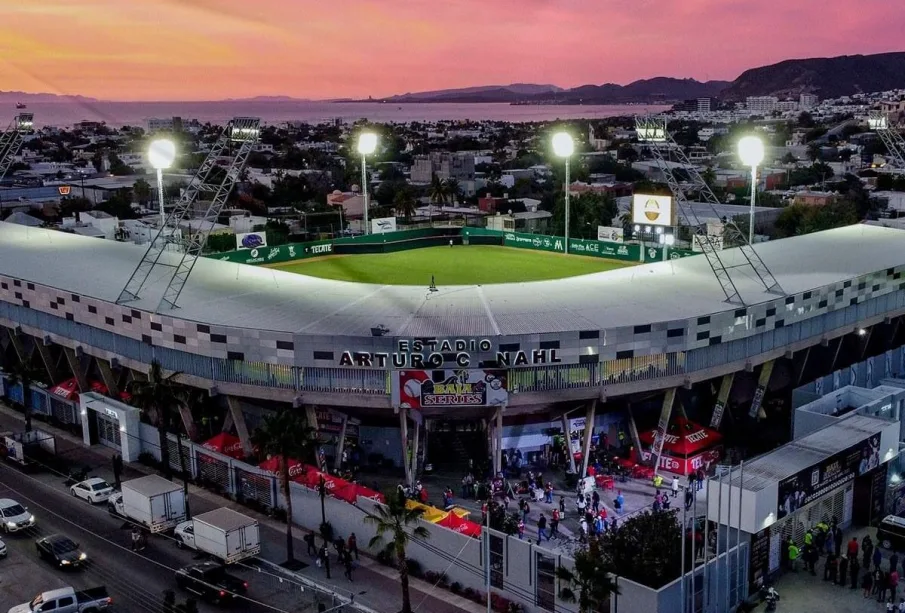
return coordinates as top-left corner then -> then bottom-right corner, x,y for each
8,586 -> 111,613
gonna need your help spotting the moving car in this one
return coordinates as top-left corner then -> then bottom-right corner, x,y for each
877,515 -> 905,550
175,562 -> 248,605
70,478 -> 115,504
0,498 -> 36,533
7,586 -> 111,613
35,534 -> 87,569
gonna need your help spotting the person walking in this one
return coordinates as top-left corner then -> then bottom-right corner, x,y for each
839,555 -> 849,586
517,519 -> 525,540
319,544 -> 331,580
891,567 -> 900,602
851,556 -> 861,589
893,553 -> 901,576
864,535 -> 875,569
343,552 -> 354,582
865,569 -> 875,598
847,536 -> 860,560
537,514 -> 548,543
305,533 -> 317,556
879,569 -> 890,603
615,491 -> 625,515
876,547 -> 884,571
789,541 -> 800,573
824,553 -> 837,583
591,491 -> 600,514
550,509 -> 560,537
348,533 -> 359,561
671,476 -> 679,498
112,454 -> 123,489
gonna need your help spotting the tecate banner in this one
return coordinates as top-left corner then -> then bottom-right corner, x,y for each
632,194 -> 675,227
236,231 -> 267,250
597,225 -> 624,243
371,217 -> 397,234
392,369 -> 508,409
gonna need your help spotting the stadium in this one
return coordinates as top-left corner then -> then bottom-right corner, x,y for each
2,217 -> 905,484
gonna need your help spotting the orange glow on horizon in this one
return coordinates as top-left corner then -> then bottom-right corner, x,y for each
0,0 -> 902,101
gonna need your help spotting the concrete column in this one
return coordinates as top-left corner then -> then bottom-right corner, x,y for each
399,409 -> 411,487
334,414 -> 349,472
97,359 -> 120,398
410,418 -> 421,485
561,413 -> 577,474
304,405 -> 322,469
226,396 -> 253,456
491,406 -> 504,476
579,399 -> 597,478
796,347 -> 811,386
178,404 -> 198,441
221,407 -> 235,433
625,403 -> 644,459
62,346 -> 88,391
860,326 -> 875,360
709,373 -> 735,430
6,328 -> 33,364
830,337 -> 844,372
652,388 -> 677,476
34,341 -> 59,384
748,360 -> 775,420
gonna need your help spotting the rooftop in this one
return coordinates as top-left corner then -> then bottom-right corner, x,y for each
0,222 -> 903,337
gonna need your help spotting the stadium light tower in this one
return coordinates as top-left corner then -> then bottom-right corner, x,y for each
148,138 -> 176,227
738,135 -> 764,245
552,132 -> 574,254
358,132 -> 378,235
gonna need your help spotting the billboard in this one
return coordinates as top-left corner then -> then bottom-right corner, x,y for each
597,226 -> 624,243
776,433 -> 881,519
632,194 -> 675,227
236,231 -> 267,250
392,369 -> 508,409
371,217 -> 397,234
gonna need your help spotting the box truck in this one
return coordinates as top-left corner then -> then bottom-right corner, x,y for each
174,507 -> 260,564
111,475 -> 186,533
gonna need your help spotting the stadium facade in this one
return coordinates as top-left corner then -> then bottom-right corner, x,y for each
2,221 -> 905,478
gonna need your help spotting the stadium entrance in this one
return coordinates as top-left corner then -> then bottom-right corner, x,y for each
425,420 -> 488,473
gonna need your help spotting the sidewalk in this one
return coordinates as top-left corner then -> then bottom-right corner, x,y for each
0,405 -> 484,613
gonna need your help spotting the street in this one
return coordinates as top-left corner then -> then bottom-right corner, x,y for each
0,461 -> 317,613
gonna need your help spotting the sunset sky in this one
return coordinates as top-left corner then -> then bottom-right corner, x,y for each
0,0 -> 902,101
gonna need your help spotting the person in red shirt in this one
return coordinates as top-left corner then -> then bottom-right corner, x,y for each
848,536 -> 860,558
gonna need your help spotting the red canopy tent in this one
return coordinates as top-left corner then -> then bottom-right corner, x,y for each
355,486 -> 386,503
638,417 -> 723,476
258,456 -> 308,483
332,482 -> 359,504
49,378 -> 132,403
202,433 -> 245,460
437,512 -> 482,538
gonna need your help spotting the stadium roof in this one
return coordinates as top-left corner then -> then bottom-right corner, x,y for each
0,222 -> 902,337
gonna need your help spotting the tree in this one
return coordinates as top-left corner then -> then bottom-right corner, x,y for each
393,186 -> 417,222
600,510 -> 682,589
444,178 -> 461,205
364,496 -> 429,613
58,196 -> 93,219
6,360 -> 43,432
133,178 -> 153,206
557,536 -> 619,613
428,174 -> 447,206
781,152 -> 798,165
128,360 -> 182,481
251,409 -> 319,564
96,189 -> 137,219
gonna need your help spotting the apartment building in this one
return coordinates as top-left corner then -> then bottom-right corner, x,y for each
410,152 -> 475,183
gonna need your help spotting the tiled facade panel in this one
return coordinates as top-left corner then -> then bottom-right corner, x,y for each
0,265 -> 903,369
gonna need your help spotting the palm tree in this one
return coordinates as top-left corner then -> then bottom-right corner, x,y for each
444,178 -> 461,205
393,187 -> 417,223
556,537 -> 619,613
6,360 -> 43,432
364,495 -> 429,613
429,174 -> 447,205
252,409 -> 319,563
128,360 -> 182,481
132,178 -> 152,206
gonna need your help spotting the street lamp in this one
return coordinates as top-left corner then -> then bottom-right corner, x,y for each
552,132 -> 574,254
148,139 -> 176,227
357,132 -> 378,235
738,135 -> 764,245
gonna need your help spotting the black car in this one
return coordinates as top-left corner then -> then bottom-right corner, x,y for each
35,534 -> 87,568
175,562 -> 248,605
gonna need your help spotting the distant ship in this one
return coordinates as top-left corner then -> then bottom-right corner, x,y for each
15,102 -> 26,109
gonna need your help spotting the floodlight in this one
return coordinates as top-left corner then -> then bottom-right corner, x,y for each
552,132 -> 574,158
358,132 -> 378,155
738,136 -> 764,167
148,139 -> 176,170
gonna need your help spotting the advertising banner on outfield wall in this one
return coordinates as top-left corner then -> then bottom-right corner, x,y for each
236,231 -> 267,250
597,226 -> 624,243
392,369 -> 508,409
371,217 -> 397,234
215,240 -> 334,265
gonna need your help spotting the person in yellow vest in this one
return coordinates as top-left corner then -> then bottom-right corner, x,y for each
653,474 -> 664,489
789,541 -> 800,573
804,529 -> 813,547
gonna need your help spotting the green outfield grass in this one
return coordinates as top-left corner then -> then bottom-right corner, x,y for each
270,245 -> 632,285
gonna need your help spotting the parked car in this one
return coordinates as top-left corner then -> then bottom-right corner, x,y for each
0,536 -> 7,558
0,498 -> 36,533
70,478 -> 115,504
175,562 -> 248,605
7,586 -> 111,613
35,535 -> 87,569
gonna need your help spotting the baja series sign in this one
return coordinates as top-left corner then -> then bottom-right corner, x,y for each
392,369 -> 508,409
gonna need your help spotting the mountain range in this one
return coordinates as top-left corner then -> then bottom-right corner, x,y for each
3,51 -> 904,105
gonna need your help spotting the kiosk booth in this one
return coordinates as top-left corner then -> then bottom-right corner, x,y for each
638,417 -> 723,475
79,392 -> 141,461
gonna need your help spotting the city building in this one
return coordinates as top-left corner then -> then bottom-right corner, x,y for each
697,97 -> 713,113
793,191 -> 837,207
799,93 -> 819,110
327,189 -> 366,220
79,210 -> 119,240
746,96 -> 779,114
410,152 -> 475,183
776,100 -> 799,112
146,117 -> 201,132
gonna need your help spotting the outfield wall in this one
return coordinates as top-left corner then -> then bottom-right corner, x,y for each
209,227 -> 695,266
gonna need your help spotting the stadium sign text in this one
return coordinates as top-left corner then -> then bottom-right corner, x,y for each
337,338 -> 561,368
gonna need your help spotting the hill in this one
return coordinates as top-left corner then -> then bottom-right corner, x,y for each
384,83 -> 563,103
720,52 -> 905,100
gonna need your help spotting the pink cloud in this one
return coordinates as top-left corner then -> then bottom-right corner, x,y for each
0,0 -> 902,100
